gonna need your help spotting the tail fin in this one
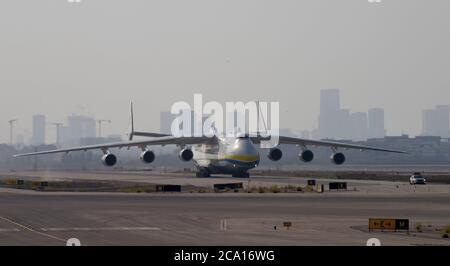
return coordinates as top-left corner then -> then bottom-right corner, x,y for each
127,101 -> 171,140
129,101 -> 135,141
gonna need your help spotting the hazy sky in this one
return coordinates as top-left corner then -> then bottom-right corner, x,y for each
1,0 -> 449,143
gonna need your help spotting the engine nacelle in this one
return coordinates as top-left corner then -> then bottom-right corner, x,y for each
101,153 -> 117,167
267,148 -> 283,161
179,148 -> 194,162
299,150 -> 314,163
331,152 -> 346,165
140,150 -> 155,164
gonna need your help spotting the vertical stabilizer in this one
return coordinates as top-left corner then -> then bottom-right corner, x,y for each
129,101 -> 135,141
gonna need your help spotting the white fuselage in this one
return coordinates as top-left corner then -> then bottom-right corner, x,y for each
191,136 -> 260,174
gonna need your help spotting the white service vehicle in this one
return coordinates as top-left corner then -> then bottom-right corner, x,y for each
409,173 -> 426,185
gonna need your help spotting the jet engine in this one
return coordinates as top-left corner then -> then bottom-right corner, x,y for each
299,149 -> 314,163
267,148 -> 283,161
331,152 -> 346,165
179,148 -> 194,162
101,153 -> 117,167
140,150 -> 155,164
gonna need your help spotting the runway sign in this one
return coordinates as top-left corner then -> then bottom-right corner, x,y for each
369,218 -> 409,231
369,219 -> 395,230
307,180 -> 316,186
156,185 -> 181,192
329,182 -> 347,190
395,219 -> 409,230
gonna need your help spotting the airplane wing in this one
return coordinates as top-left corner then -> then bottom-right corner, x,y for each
251,135 -> 407,154
131,131 -> 171,138
13,136 -> 215,158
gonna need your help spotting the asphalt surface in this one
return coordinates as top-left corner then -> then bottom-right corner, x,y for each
0,186 -> 449,246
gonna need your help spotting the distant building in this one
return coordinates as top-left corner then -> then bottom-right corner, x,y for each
350,112 -> 368,141
32,115 -> 46,145
336,109 -> 351,140
368,108 -> 386,138
60,126 -> 70,147
318,88 -> 346,139
317,89 -> 388,140
422,109 -> 435,136
320,88 -> 340,114
61,115 -> 96,146
422,105 -> 450,137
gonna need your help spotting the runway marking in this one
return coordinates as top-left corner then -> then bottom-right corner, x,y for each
41,227 -> 161,232
220,219 -> 228,231
0,228 -> 21,232
0,216 -> 66,243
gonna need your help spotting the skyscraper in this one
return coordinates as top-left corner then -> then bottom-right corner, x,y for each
318,89 -> 340,139
422,105 -> 450,137
368,108 -> 386,139
32,114 -> 46,145
320,88 -> 340,114
350,112 -> 368,141
61,115 -> 96,146
422,109 -> 435,136
318,88 -> 351,139
435,105 -> 450,137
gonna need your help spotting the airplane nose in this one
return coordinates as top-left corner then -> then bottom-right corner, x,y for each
232,138 -> 260,162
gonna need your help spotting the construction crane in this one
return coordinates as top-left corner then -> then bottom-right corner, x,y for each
50,122 -> 63,146
8,119 -> 18,145
96,119 -> 111,138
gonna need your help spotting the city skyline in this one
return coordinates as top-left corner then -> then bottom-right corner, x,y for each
315,88 -> 385,141
1,1 -> 450,143
7,88 -> 450,146
422,105 -> 450,138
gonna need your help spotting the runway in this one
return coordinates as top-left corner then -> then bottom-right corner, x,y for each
1,169 -> 450,194
0,184 -> 449,246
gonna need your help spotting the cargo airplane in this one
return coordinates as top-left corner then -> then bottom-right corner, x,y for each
14,103 -> 406,177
